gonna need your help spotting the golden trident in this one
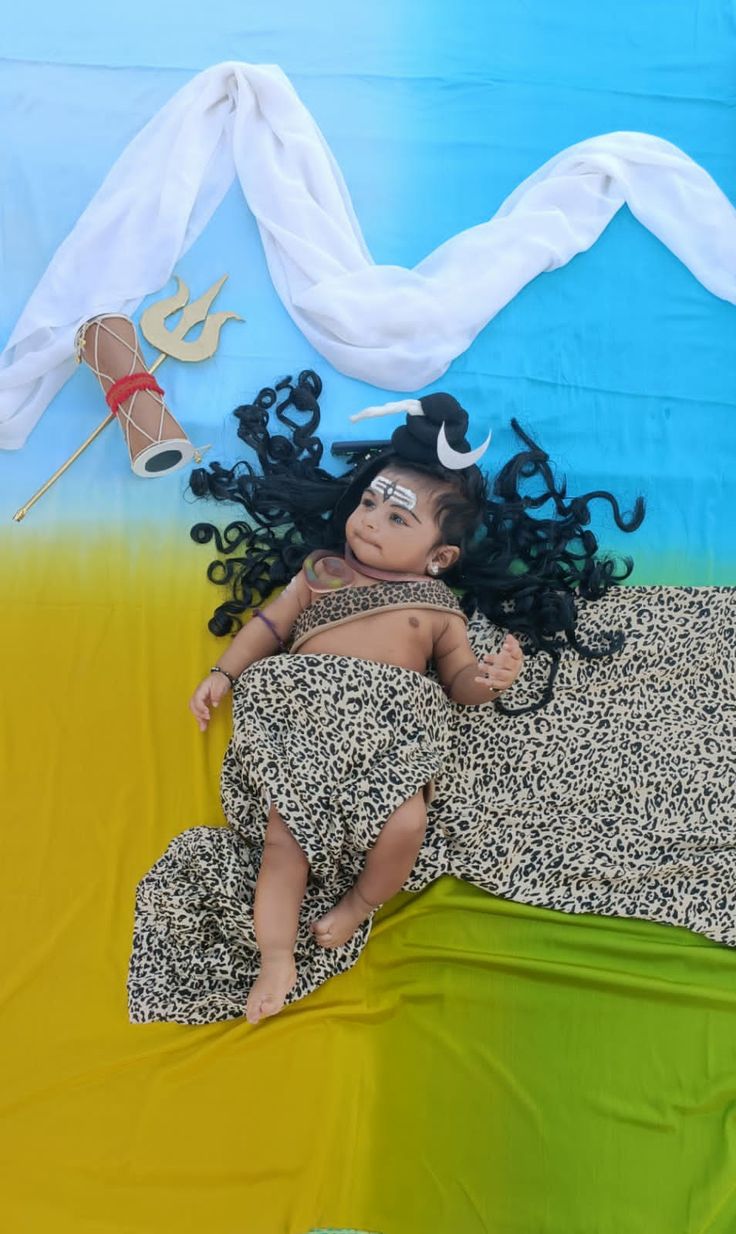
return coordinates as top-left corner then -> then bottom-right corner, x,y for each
12,274 -> 242,522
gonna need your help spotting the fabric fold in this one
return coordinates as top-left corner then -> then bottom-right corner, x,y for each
2,61 -> 736,448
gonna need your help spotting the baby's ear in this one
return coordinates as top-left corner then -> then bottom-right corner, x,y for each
435,544 -> 461,571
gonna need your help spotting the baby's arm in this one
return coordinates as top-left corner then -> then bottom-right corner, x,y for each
433,614 -> 523,705
189,571 -> 311,730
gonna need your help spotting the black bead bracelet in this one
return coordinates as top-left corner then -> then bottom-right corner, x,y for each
210,665 -> 239,689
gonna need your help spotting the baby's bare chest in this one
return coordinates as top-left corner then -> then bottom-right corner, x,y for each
293,607 -> 437,671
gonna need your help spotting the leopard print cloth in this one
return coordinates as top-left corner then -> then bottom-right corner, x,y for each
128,586 -> 735,1025
289,577 -> 465,651
128,653 -> 448,1023
436,586 -> 736,942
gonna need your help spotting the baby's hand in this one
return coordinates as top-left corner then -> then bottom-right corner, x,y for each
475,634 -> 524,695
188,671 -> 232,732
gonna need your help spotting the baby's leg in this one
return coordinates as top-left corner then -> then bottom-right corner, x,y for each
311,790 -> 428,948
246,806 -> 309,1025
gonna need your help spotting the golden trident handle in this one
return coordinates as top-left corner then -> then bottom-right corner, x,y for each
12,275 -> 242,523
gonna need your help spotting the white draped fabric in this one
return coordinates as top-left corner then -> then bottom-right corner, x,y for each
1,60 -> 735,450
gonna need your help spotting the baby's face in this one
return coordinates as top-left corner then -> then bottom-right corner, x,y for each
345,469 -> 457,576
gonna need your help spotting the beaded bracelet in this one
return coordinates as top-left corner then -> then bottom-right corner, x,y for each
210,665 -> 238,689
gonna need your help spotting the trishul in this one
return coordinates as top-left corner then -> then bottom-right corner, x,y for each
12,274 -> 243,522
139,275 -> 242,362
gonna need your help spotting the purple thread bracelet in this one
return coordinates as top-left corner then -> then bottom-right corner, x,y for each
253,608 -> 286,650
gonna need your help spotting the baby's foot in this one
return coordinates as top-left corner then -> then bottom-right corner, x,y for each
310,886 -> 377,948
245,952 -> 297,1025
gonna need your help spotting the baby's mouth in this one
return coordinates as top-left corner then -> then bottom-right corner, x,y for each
356,532 -> 381,550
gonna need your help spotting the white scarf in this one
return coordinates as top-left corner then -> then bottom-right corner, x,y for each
1,60 -> 735,450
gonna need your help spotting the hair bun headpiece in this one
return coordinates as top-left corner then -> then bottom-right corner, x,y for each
350,393 -> 491,470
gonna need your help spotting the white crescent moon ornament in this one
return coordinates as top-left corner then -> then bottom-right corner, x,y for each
437,422 -> 492,470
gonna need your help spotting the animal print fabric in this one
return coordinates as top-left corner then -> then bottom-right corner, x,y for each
128,586 -> 735,1025
289,577 -> 465,651
128,654 -> 449,1024
438,586 -> 736,943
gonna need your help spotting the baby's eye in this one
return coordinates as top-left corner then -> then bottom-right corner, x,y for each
390,513 -> 407,526
362,497 -> 376,508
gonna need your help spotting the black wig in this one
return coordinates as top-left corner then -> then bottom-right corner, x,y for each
189,370 -> 645,714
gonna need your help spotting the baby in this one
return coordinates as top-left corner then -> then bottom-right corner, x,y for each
128,378 -> 644,1029
189,463 -> 523,1025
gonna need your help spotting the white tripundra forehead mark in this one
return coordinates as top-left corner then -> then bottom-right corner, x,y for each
369,474 -> 417,511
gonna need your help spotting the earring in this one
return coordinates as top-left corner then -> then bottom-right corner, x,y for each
428,562 -> 439,575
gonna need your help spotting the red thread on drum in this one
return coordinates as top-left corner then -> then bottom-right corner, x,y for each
105,372 -> 164,416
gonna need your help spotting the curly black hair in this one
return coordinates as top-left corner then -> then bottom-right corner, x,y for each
189,370 -> 645,714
